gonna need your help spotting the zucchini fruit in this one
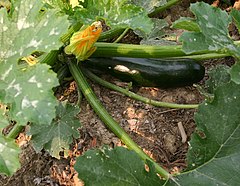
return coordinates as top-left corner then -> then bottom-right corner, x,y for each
82,57 -> 205,88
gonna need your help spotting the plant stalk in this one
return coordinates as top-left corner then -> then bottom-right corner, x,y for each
148,0 -> 181,17
6,124 -> 24,139
60,22 -> 83,43
114,28 -> 130,43
92,42 -> 232,59
99,28 -> 126,41
68,60 -> 171,179
83,68 -> 199,109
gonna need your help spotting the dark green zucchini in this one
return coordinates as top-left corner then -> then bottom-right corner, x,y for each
82,57 -> 205,88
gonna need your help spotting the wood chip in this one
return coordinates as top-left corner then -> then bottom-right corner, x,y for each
177,122 -> 187,143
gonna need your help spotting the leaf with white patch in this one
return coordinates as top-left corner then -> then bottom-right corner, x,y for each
0,0 -> 71,125
29,102 -> 80,159
0,63 -> 58,125
0,0 -> 70,62
130,0 -> 167,14
0,135 -> 21,176
175,2 -> 240,58
73,0 -> 153,36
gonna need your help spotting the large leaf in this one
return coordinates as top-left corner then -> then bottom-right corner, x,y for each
166,81 -> 240,185
0,0 -> 70,125
29,102 -> 80,159
176,2 -> 240,58
130,0 -> 167,14
0,135 -> 21,176
0,63 -> 59,125
73,0 -> 153,36
74,146 -> 163,185
0,0 -> 69,62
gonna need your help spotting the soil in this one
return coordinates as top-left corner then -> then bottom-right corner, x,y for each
0,1 -> 236,186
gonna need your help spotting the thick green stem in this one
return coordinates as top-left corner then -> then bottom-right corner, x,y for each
92,42 -> 230,59
83,68 -> 199,109
99,28 -> 126,41
68,60 -> 171,179
114,28 -> 130,43
148,0 -> 181,17
60,22 -> 82,43
6,124 -> 24,139
92,41 -> 240,59
175,52 -> 230,61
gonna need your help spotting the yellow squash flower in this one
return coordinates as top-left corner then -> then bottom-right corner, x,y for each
64,21 -> 102,61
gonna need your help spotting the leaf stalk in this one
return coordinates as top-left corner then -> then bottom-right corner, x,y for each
83,68 -> 199,109
68,60 -> 171,179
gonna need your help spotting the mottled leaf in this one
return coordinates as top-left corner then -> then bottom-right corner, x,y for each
167,81 -> 240,185
29,102 -> 80,159
130,0 -> 167,14
73,0 -> 153,36
172,17 -> 200,32
0,135 -> 21,176
0,0 -> 69,62
0,63 -> 58,125
140,18 -> 174,46
75,146 -> 163,185
0,0 -> 70,125
177,2 -> 240,58
205,65 -> 230,94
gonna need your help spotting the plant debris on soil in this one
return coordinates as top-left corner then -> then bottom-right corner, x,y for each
0,1 -> 238,185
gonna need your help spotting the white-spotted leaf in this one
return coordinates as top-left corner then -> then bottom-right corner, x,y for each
0,0 -> 69,62
0,63 -> 59,125
130,0 -> 167,14
73,0 -> 153,36
176,2 -> 240,58
0,0 -> 70,125
0,135 -> 21,176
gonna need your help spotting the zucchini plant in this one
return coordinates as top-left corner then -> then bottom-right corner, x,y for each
1,0 -> 240,185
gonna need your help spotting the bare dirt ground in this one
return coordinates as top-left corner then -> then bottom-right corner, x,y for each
0,1 -> 236,185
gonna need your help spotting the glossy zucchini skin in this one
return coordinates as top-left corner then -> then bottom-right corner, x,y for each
82,57 -> 205,88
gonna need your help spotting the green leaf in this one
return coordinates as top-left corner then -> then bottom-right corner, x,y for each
0,104 -> 9,129
29,102 -> 80,159
178,2 -> 240,58
130,0 -> 167,14
230,61 -> 240,84
0,0 -> 70,125
43,0 -> 74,15
0,63 -> 59,125
172,17 -> 200,32
230,8 -> 240,34
140,18 -> 175,46
0,135 -> 21,176
74,146 -> 163,186
73,0 -> 153,36
167,81 -> 240,185
0,0 -> 69,62
205,65 -> 230,94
